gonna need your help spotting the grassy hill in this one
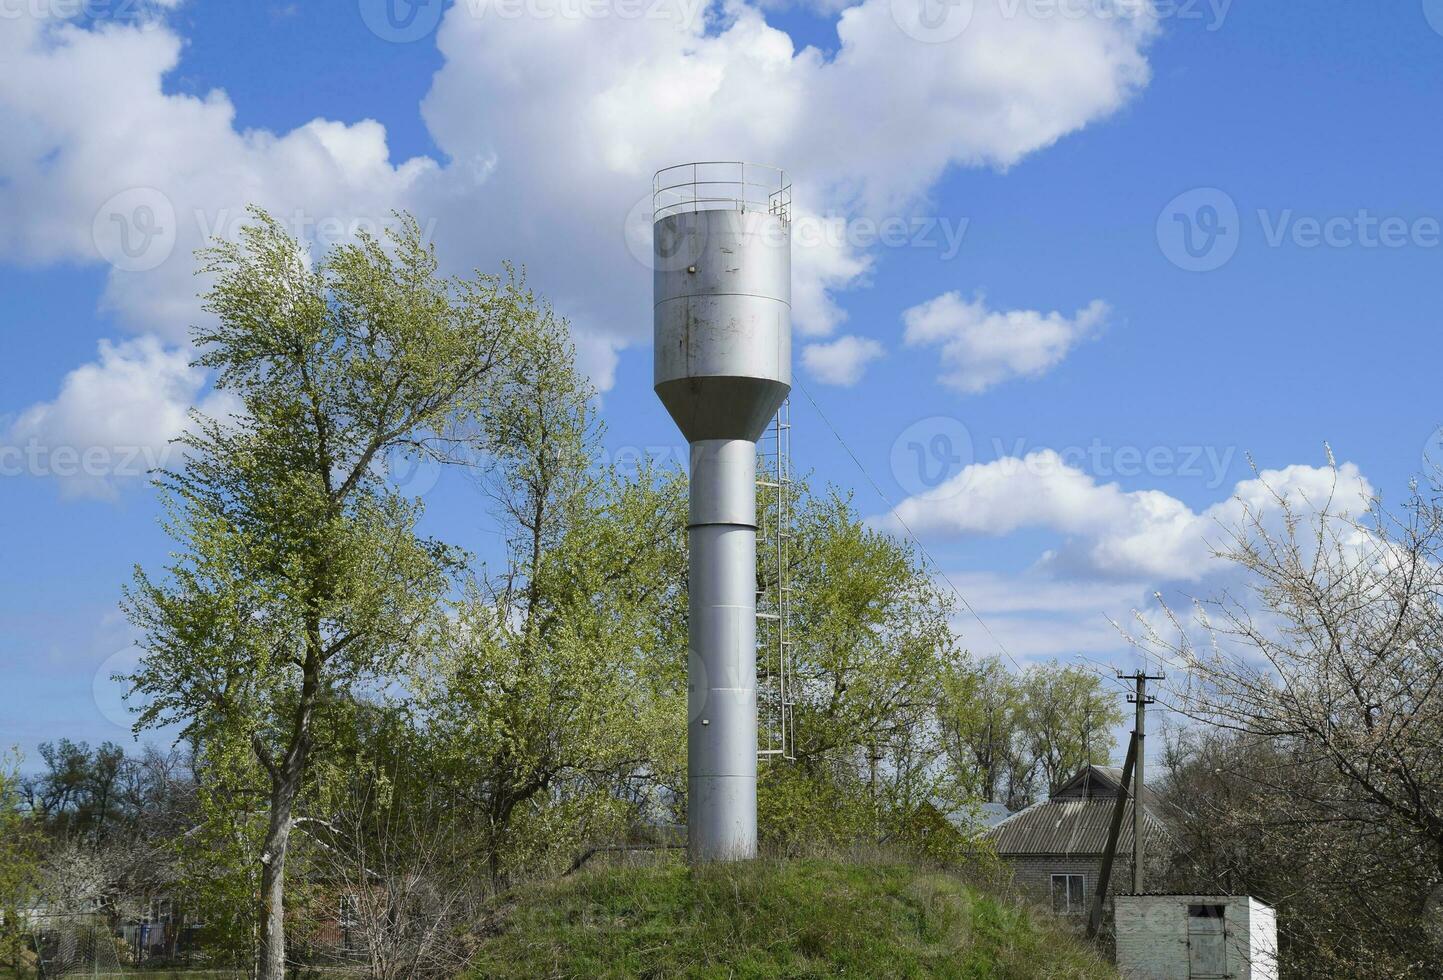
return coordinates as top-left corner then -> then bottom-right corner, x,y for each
469,857 -> 1117,979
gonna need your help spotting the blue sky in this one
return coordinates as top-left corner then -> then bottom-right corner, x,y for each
2,0 -> 1441,765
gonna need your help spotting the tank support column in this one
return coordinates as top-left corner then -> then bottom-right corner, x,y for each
687,438 -> 759,860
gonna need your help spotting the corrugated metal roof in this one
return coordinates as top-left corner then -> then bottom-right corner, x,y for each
984,766 -> 1168,856
940,801 -> 1013,831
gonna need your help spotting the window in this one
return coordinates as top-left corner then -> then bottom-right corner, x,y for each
1050,873 -> 1086,915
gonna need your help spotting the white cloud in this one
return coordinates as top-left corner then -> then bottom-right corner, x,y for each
0,11 -> 435,340
0,0 -> 1156,393
416,0 -> 1153,348
902,293 -> 1109,394
943,570 -> 1146,617
802,334 -> 884,386
875,450 -> 1375,582
3,336 -> 235,499
789,221 -> 875,337
902,461 -> 1376,670
938,569 -> 1146,661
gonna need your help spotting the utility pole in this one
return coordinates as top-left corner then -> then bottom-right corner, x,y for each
1087,670 -> 1165,939
1124,671 -> 1163,894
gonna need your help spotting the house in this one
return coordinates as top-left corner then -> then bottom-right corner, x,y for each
984,765 -> 1169,917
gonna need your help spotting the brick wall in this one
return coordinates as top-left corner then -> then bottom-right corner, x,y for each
1114,895 -> 1276,980
1005,854 -> 1137,916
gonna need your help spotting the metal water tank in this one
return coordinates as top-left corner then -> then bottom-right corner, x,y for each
653,162 -> 792,861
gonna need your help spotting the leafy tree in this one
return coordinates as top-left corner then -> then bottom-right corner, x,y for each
1019,661 -> 1124,798
758,487 -> 965,852
122,210 -> 527,979
24,741 -> 195,845
938,656 -> 1028,807
422,315 -> 689,885
21,739 -> 125,845
938,657 -> 1122,811
166,735 -> 267,970
0,752 -> 42,976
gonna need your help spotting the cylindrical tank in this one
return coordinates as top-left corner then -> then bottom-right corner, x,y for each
652,162 -> 791,862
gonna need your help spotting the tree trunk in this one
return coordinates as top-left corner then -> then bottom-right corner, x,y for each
257,747 -> 311,980
257,796 -> 292,980
256,626 -> 321,979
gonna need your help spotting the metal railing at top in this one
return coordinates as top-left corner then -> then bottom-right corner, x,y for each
653,161 -> 791,224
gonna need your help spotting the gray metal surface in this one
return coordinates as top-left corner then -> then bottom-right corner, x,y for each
653,163 -> 791,862
654,207 -> 791,444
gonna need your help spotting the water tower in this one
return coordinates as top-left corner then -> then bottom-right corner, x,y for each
652,162 -> 792,861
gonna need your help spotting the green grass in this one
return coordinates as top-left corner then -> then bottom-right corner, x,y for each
468,857 -> 1117,979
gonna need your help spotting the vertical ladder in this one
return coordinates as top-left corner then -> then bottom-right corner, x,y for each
757,399 -> 796,761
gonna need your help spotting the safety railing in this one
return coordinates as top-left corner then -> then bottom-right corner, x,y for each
653,161 -> 791,223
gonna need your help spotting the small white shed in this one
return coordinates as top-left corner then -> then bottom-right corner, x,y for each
1114,895 -> 1277,980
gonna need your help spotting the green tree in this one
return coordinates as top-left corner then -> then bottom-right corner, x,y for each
22,739 -> 124,845
758,487 -> 965,853
122,210 -> 526,979
1,753 -> 42,976
938,656 -> 1031,807
938,659 -> 1123,810
422,317 -> 689,885
1019,662 -> 1124,797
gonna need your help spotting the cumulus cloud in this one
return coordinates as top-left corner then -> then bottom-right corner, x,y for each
802,334 -> 885,386
0,11 -> 435,339
416,0 -> 1153,347
3,336 -> 235,500
902,293 -> 1109,394
875,450 -> 1374,582
0,0 -> 1156,487
1,0 -> 1155,371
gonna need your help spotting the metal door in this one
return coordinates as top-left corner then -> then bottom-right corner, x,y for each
1188,904 -> 1228,978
